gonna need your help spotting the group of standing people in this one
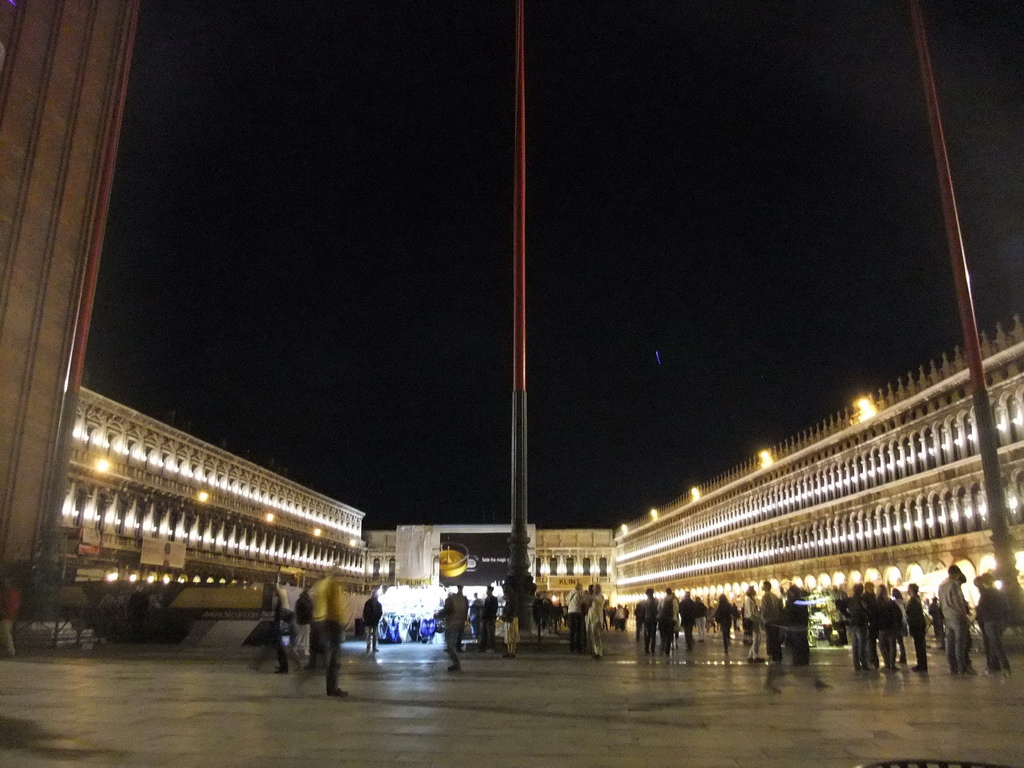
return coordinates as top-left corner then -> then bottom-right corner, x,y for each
634,582 -> 808,664
840,564 -> 1011,677
565,583 -> 609,658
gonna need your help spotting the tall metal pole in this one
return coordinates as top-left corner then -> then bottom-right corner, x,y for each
508,0 -> 535,632
908,0 -> 1022,610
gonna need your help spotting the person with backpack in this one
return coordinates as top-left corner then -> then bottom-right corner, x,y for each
642,588 -> 660,655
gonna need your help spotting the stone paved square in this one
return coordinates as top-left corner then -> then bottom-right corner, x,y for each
1,631 -> 1021,768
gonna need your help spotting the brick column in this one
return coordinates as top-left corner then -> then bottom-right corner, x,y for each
0,0 -> 138,574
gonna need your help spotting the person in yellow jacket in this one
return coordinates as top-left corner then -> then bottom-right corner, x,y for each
323,571 -> 349,697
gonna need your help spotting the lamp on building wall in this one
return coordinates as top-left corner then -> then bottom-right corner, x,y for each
758,450 -> 774,470
95,458 -> 110,473
197,490 -> 209,502
690,487 -> 701,502
854,397 -> 877,423
649,508 -> 658,520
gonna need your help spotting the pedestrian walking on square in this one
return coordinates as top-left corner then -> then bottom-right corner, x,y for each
641,588 -> 659,655
905,583 -> 928,672
760,582 -> 784,664
293,587 -> 313,665
442,585 -> 469,671
695,597 -> 708,643
501,597 -> 520,658
875,585 -> 900,672
845,583 -> 869,671
974,573 -> 1011,676
566,583 -> 585,654
938,565 -> 972,675
587,584 -> 607,659
323,572 -> 350,696
250,584 -> 292,674
634,596 -> 647,643
362,591 -> 383,654
714,595 -> 738,655
480,586 -> 499,652
678,591 -> 697,652
743,586 -> 764,663
469,593 -> 483,642
0,578 -> 20,657
306,577 -> 329,671
658,588 -> 676,655
783,584 -> 810,666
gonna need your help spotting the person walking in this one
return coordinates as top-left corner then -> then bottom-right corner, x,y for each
642,588 -> 659,655
0,578 -> 20,657
634,596 -> 647,643
875,585 -> 901,672
501,597 -> 520,658
566,583 -> 585,655
743,585 -> 764,663
469,593 -> 483,642
293,587 -> 313,666
678,591 -> 697,652
658,588 -> 676,656
695,597 -> 708,643
306,577 -> 329,671
442,586 -> 470,671
938,565 -> 972,675
975,573 -> 1011,676
760,581 -> 784,664
480,586 -> 499,652
845,583 -> 870,671
587,584 -> 607,659
905,583 -> 928,672
362,590 -> 383,654
784,584 -> 810,666
714,594 -> 738,656
321,572 -> 350,696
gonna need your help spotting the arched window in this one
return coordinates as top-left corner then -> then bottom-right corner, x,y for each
582,557 -> 591,576
565,556 -> 575,576
599,557 -> 608,577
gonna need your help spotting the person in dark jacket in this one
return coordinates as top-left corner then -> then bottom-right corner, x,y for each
845,583 -> 869,671
634,597 -> 647,643
294,588 -> 314,665
974,574 -> 1011,675
905,583 -> 928,672
713,594 -> 738,655
875,585 -> 901,672
783,584 -> 810,665
642,589 -> 659,655
480,586 -> 499,652
363,591 -> 383,654
678,591 -> 698,652
863,582 -> 881,670
928,597 -> 945,650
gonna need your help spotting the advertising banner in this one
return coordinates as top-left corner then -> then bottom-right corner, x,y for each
438,532 -> 509,587
140,538 -> 186,569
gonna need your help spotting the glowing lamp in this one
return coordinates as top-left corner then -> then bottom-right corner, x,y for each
620,523 -> 628,535
265,513 -> 275,523
650,508 -> 658,520
314,528 -> 322,537
197,491 -> 209,502
95,458 -> 110,473
758,450 -> 774,470
854,397 -> 877,423
690,487 -> 701,502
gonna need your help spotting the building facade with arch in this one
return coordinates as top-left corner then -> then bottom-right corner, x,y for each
65,389 -> 366,586
615,320 -> 1024,604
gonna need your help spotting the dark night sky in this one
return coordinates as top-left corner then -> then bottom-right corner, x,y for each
87,1 -> 1024,531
